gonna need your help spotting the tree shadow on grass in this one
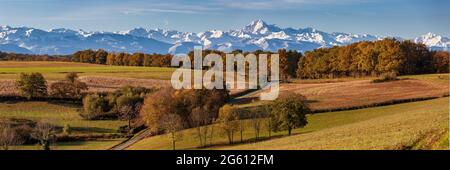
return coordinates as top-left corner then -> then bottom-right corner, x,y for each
72,127 -> 118,134
0,99 -> 81,108
196,130 -> 315,149
55,139 -> 119,147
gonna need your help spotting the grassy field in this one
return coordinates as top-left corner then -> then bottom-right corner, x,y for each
0,61 -> 176,80
127,97 -> 449,150
220,97 -> 449,150
0,101 -> 126,134
13,139 -> 125,150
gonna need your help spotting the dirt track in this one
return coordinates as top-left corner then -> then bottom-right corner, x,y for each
110,129 -> 153,150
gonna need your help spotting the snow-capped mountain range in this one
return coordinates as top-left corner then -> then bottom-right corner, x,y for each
0,20 -> 448,55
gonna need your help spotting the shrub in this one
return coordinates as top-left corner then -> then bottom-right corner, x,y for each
217,104 -> 240,144
0,124 -> 23,150
63,124 -> 71,135
80,86 -> 153,120
3,119 -> 37,144
16,73 -> 48,100
80,94 -> 113,120
50,72 -> 88,99
372,71 -> 398,83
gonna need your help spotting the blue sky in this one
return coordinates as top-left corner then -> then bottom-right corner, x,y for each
0,0 -> 448,38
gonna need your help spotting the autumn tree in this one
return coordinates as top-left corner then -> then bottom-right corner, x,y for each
141,88 -> 175,132
141,87 -> 228,148
217,104 -> 240,144
95,49 -> 108,64
190,107 -> 214,147
249,107 -> 265,140
118,101 -> 142,132
432,51 -> 449,73
0,124 -> 23,150
160,113 -> 184,150
129,53 -> 144,66
106,52 -> 116,65
31,120 -> 56,150
279,49 -> 301,81
81,93 -> 110,119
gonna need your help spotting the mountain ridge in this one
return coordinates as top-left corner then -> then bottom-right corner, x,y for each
0,20 -> 448,55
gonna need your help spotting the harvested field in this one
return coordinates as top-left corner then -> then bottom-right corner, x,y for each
236,75 -> 449,111
79,76 -> 169,92
0,77 -> 170,96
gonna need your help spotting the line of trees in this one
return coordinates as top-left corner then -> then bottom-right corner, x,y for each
219,93 -> 309,145
0,51 -> 70,61
69,39 -> 448,81
71,49 -> 173,67
296,39 -> 449,79
2,38 -> 448,81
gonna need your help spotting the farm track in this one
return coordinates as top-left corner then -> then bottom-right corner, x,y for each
110,129 -> 153,150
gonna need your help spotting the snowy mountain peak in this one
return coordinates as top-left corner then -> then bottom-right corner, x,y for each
1,25 -> 12,30
0,22 -> 448,55
418,32 -> 442,41
122,27 -> 148,36
247,19 -> 267,31
244,19 -> 280,35
49,28 -> 75,33
414,32 -> 449,50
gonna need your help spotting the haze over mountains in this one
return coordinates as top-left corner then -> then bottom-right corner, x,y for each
0,20 -> 448,55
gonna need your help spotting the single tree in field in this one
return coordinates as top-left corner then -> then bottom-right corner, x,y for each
16,72 -> 48,100
191,107 -> 213,147
432,51 -> 450,73
50,72 -> 88,99
66,72 -> 88,97
270,94 -> 310,136
118,102 -> 142,132
160,113 -> 184,150
265,118 -> 273,138
0,124 -> 23,150
250,107 -> 264,141
238,119 -> 245,143
217,104 -> 239,144
141,88 -> 174,132
250,105 -> 273,138
31,121 -> 56,150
